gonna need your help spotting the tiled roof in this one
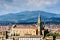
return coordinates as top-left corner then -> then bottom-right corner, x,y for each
13,25 -> 37,29
0,26 -> 10,32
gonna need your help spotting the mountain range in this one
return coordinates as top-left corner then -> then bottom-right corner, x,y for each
0,11 -> 60,24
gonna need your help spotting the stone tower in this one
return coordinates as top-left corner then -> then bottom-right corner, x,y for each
37,15 -> 41,36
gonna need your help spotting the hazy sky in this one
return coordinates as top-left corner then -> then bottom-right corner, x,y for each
0,0 -> 60,15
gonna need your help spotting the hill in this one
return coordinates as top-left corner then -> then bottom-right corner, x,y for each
0,11 -> 60,24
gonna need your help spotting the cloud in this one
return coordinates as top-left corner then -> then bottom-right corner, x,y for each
4,4 -> 20,12
0,0 -> 60,15
27,0 -> 59,7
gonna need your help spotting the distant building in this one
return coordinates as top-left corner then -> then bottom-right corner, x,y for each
0,31 -> 7,40
0,26 -> 9,40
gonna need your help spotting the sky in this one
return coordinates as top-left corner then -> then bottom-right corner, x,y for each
0,0 -> 60,15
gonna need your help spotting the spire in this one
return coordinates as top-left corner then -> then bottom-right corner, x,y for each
37,13 -> 41,36
38,14 -> 41,24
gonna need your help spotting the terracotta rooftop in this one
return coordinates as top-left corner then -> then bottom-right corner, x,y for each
0,26 -> 10,32
0,25 -> 38,32
13,25 -> 37,29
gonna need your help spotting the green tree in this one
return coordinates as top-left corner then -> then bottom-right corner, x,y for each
46,33 -> 60,40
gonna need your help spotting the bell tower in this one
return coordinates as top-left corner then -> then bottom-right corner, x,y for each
37,14 -> 41,36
